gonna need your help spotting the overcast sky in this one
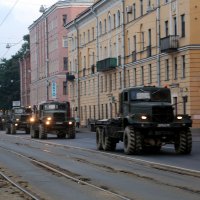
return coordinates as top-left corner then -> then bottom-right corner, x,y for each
0,0 -> 58,60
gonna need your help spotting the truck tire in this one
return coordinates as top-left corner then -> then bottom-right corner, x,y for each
10,124 -> 16,135
25,128 -> 30,134
5,126 -> 11,134
96,127 -> 103,150
102,128 -> 116,151
174,129 -> 192,154
123,126 -> 142,155
30,126 -> 39,138
39,124 -> 47,139
66,126 -> 76,139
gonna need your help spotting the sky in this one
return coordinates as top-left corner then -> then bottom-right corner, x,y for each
0,0 -> 58,60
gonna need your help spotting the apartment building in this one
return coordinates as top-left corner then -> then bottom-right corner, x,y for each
28,0 -> 95,107
19,51 -> 31,107
66,0 -> 200,128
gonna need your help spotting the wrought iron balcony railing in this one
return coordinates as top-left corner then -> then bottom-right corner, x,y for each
97,57 -> 117,72
160,35 -> 179,53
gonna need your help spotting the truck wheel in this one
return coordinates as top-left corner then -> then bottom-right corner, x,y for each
66,126 -> 76,139
123,126 -> 142,155
174,129 -> 192,154
10,124 -> 16,135
25,128 -> 30,134
96,127 -> 103,150
102,128 -> 116,151
39,124 -> 47,139
5,126 -> 11,134
30,126 -> 39,138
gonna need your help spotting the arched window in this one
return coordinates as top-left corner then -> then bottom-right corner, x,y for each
99,21 -> 102,35
104,19 -> 107,33
108,14 -> 111,31
117,10 -> 121,27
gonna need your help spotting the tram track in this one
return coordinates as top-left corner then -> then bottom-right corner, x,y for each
1,133 -> 200,200
0,170 -> 39,200
0,145 -> 130,200
11,134 -> 200,178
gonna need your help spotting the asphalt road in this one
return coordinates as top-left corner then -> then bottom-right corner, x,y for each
0,129 -> 200,200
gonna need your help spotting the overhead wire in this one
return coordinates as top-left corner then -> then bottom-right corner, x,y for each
0,0 -> 20,27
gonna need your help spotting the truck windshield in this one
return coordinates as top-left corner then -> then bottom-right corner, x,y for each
14,108 -> 24,114
44,104 -> 67,110
130,88 -> 171,102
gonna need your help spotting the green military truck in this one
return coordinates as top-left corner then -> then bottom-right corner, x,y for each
95,86 -> 192,155
30,101 -> 76,139
5,107 -> 32,134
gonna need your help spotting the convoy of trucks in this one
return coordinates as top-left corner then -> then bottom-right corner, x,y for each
0,86 -> 193,154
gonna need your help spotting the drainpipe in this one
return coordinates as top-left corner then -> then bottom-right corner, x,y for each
91,6 -> 100,119
74,20 -> 80,120
156,0 -> 161,86
45,16 -> 49,101
121,0 -> 125,90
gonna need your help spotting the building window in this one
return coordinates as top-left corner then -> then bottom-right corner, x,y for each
113,14 -> 116,28
127,70 -> 130,87
119,72 -> 122,89
174,57 -> 178,80
165,59 -> 169,81
133,3 -> 136,19
182,55 -> 186,78
173,97 -> 178,115
140,0 -> 143,16
84,81 -> 86,95
101,104 -> 104,119
63,15 -> 67,25
105,75 -> 107,92
63,37 -> 68,48
101,76 -> 103,93
181,14 -> 185,37
165,20 -> 169,37
141,32 -> 144,50
104,19 -> 107,33
108,15 -> 111,31
63,57 -> 68,70
148,64 -> 152,84
88,30 -> 90,42
140,66 -> 144,85
174,17 -> 177,35
63,81 -> 67,95
114,73 -> 116,90
109,74 -> 112,92
83,32 -> 86,44
134,68 -> 137,86
105,104 -> 108,119
117,10 -> 121,27
92,27 -> 95,40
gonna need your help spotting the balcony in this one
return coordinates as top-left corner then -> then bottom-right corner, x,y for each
160,35 -> 179,53
97,58 -> 117,72
66,72 -> 75,82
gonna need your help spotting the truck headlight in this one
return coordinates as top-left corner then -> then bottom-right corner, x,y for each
15,123 -> 18,126
46,121 -> 51,125
141,115 -> 147,120
177,116 -> 183,120
16,118 -> 19,121
30,117 -> 35,122
68,121 -> 73,125
47,117 -> 52,121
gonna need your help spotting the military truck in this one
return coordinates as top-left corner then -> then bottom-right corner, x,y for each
29,101 -> 76,139
95,86 -> 192,155
5,107 -> 32,134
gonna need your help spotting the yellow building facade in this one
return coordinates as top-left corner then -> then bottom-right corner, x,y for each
66,0 -> 200,128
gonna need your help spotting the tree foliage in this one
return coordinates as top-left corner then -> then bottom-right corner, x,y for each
0,34 -> 30,110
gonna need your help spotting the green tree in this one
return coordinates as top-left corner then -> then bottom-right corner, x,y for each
0,34 -> 30,110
